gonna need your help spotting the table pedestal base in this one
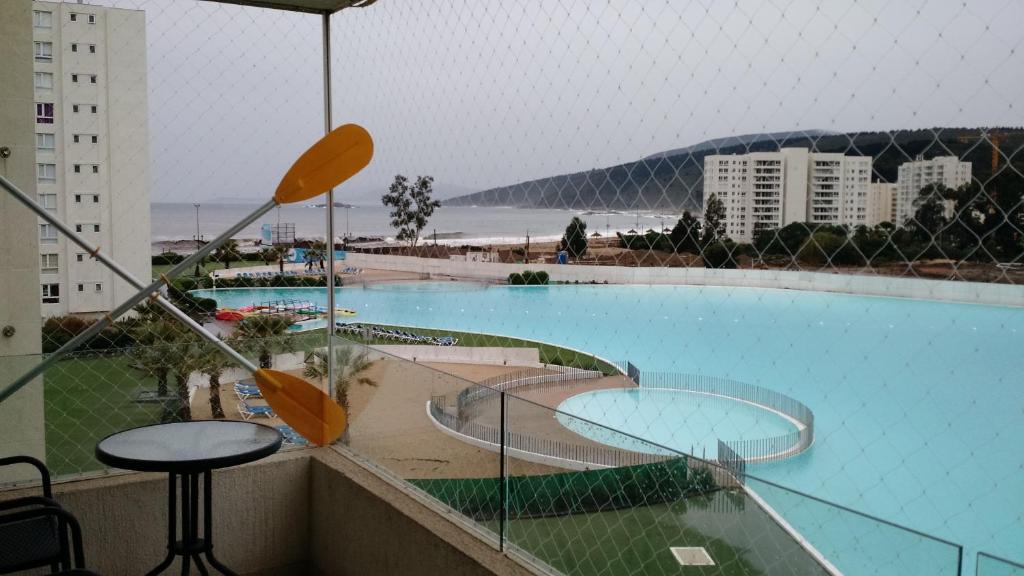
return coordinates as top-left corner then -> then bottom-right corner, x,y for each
148,471 -> 236,576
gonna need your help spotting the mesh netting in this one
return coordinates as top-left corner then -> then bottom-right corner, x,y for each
2,1 -> 1021,574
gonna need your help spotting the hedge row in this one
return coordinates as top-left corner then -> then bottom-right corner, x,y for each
410,458 -> 715,520
172,274 -> 341,292
41,315 -> 144,353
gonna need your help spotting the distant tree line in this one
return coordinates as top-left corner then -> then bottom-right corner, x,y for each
614,174 -> 1023,269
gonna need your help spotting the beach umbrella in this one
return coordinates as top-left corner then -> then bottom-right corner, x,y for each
0,124 -> 373,446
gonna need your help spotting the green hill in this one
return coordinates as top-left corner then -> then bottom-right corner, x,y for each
444,128 -> 1024,211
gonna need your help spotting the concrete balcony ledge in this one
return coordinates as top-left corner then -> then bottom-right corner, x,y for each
0,447 -> 543,576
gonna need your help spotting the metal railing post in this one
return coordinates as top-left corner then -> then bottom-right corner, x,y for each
498,390 -> 507,551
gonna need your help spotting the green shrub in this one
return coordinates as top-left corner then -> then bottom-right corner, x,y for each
796,232 -> 864,267
151,251 -> 184,266
702,241 -> 738,269
42,315 -> 140,353
514,270 -> 549,285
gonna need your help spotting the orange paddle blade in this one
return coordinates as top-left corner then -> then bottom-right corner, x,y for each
254,369 -> 347,446
274,124 -> 374,204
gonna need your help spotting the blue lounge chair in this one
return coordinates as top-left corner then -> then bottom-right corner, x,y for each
276,425 -> 309,446
234,382 -> 262,400
238,401 -> 275,420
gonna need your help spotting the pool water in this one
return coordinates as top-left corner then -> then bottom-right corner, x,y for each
193,283 -> 1024,566
556,388 -> 798,459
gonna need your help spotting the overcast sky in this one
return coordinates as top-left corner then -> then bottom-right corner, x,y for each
94,0 -> 1023,204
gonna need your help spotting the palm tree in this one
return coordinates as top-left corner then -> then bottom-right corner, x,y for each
212,239 -> 242,269
165,330 -> 201,422
303,346 -> 377,412
234,315 -> 295,368
194,339 -> 236,418
130,319 -> 180,398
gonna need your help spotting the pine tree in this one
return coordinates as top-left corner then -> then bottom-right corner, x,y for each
559,217 -> 588,260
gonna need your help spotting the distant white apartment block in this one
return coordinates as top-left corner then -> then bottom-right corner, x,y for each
703,148 -> 872,242
894,156 -> 971,225
31,1 -> 150,316
868,182 -> 896,226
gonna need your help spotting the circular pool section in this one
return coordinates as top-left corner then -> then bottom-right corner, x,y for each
556,388 -> 799,460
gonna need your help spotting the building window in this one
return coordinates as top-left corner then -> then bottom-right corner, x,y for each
88,14 -> 96,24
93,194 -> 99,203
78,284 -> 84,292
36,133 -> 55,152
72,104 -> 79,113
94,224 -> 100,232
37,163 -> 56,183
41,254 -> 59,274
71,74 -> 78,83
74,164 -> 81,173
37,193 -> 57,213
34,41 -> 52,62
89,45 -> 96,54
34,72 -> 53,91
75,224 -> 82,232
36,102 -> 54,124
72,43 -> 78,53
90,75 -> 97,84
92,165 -> 99,174
42,284 -> 60,304
95,283 -> 102,292
40,224 -> 58,244
70,13 -> 77,22
33,10 -> 52,28
91,135 -> 98,144
91,105 -> 98,114
76,254 -> 84,262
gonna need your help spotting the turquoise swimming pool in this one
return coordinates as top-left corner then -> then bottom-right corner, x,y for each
193,283 -> 1024,568
556,388 -> 798,459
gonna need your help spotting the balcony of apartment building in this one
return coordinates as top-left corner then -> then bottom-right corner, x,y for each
3,2 -> 1021,576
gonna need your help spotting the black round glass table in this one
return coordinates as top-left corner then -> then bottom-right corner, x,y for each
96,421 -> 282,576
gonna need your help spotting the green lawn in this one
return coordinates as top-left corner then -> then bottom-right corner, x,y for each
489,491 -> 830,576
43,353 -> 166,476
38,322 -> 613,477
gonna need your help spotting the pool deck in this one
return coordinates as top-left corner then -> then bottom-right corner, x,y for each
211,262 -> 425,285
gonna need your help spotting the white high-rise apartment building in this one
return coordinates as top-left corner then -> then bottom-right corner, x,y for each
31,1 -> 150,317
894,156 -> 971,225
869,182 -> 896,226
703,148 -> 872,242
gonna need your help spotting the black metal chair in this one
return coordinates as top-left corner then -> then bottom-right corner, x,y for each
0,456 -> 100,575
0,456 -> 53,498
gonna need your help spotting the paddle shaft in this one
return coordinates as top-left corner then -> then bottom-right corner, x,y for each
0,174 -> 270,403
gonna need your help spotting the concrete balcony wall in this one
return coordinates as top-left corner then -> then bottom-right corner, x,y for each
0,448 -> 540,576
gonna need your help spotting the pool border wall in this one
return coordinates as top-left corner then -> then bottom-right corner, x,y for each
341,252 -> 1024,307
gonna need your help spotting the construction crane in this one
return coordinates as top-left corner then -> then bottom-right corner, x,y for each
957,129 -> 1008,175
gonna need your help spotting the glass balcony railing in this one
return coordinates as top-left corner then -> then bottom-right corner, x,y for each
1,335 -> 970,575
977,552 -> 1024,576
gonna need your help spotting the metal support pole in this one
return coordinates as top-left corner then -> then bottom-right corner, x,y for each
498,390 -> 507,551
323,11 -> 336,401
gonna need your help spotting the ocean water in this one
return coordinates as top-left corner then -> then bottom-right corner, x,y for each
151,202 -> 671,245
192,283 -> 1024,573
